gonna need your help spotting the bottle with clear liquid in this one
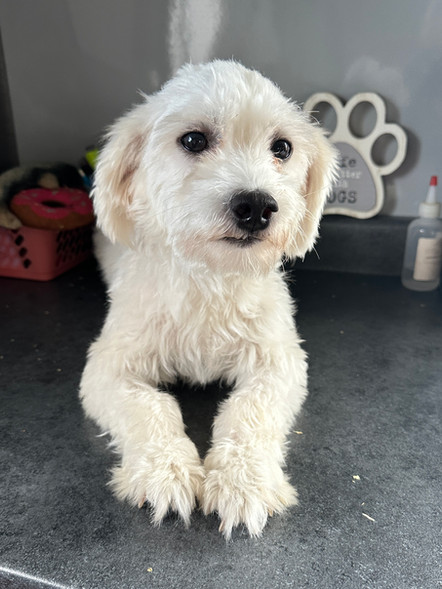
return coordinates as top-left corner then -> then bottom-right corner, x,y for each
401,176 -> 442,291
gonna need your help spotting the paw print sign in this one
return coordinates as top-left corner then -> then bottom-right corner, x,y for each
303,92 -> 407,218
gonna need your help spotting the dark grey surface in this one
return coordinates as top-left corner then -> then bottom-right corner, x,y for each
1,260 -> 441,589
298,215 -> 409,276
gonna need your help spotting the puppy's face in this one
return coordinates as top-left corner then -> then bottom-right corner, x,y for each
94,61 -> 337,275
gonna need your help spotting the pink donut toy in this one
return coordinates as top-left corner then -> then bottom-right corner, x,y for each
11,187 -> 94,230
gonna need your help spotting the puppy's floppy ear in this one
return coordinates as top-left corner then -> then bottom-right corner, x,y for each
294,129 -> 338,258
93,103 -> 152,244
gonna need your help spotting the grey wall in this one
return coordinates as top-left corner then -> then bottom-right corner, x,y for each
0,27 -> 18,172
1,0 -> 441,217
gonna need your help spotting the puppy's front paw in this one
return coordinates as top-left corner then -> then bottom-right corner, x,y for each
110,437 -> 204,527
202,442 -> 297,539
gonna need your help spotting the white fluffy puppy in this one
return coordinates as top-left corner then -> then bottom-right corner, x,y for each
80,60 -> 337,539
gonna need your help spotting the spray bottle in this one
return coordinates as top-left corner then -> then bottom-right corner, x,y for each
401,176 -> 442,291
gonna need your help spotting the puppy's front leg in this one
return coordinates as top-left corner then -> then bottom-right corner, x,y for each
80,341 -> 204,526
203,340 -> 307,539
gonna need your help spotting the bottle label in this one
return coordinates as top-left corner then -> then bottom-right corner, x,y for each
413,235 -> 442,281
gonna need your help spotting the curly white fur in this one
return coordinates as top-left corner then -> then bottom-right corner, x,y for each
80,60 -> 337,539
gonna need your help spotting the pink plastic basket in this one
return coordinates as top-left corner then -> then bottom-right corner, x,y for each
0,224 -> 93,281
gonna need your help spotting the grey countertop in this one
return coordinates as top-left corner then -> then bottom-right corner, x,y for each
1,261 -> 441,589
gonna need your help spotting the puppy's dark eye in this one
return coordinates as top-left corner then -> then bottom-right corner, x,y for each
180,132 -> 208,153
271,139 -> 292,160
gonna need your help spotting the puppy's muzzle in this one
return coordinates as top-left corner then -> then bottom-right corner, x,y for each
230,190 -> 278,233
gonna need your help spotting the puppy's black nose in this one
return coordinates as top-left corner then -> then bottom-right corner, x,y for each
230,190 -> 278,232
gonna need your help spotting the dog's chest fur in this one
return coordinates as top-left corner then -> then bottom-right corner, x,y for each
105,254 -> 293,386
